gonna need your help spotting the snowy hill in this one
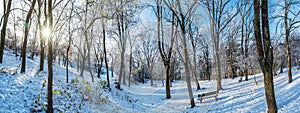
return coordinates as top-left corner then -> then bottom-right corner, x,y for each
0,50 -> 299,113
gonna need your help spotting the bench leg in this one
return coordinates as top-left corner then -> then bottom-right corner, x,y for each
200,96 -> 202,103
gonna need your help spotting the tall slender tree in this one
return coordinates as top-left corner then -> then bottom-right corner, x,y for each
202,0 -> 239,92
282,0 -> 300,83
164,0 -> 198,108
253,0 -> 278,112
0,0 -> 12,63
188,15 -> 201,90
38,0 -> 45,71
21,0 -> 37,73
154,0 -> 176,99
47,0 -> 54,111
66,0 -> 74,83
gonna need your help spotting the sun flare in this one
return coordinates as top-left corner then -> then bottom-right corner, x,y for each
42,27 -> 51,38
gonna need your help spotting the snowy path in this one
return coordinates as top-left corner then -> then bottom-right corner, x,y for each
151,81 -> 193,113
115,67 -> 300,113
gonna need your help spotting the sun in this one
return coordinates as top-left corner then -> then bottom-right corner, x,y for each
42,27 -> 51,38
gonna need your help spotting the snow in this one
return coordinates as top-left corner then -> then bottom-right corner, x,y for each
1,49 -> 300,113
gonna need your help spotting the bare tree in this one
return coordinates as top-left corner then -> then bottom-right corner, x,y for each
66,0 -> 75,83
139,33 -> 158,86
113,0 -> 139,87
47,0 -> 54,111
274,0 -> 300,83
164,0 -> 198,108
37,0 -> 46,71
0,0 -> 12,63
253,0 -> 278,112
187,15 -> 201,90
154,0 -> 176,99
20,0 -> 37,73
202,0 -> 239,92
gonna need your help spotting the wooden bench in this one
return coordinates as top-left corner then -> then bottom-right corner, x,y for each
198,91 -> 218,103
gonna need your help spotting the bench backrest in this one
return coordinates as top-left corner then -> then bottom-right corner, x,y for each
198,91 -> 217,97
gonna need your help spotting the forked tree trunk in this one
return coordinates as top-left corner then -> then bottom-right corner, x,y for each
156,0 -> 172,99
253,0 -> 278,112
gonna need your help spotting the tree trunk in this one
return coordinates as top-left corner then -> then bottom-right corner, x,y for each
205,46 -> 210,81
156,1 -> 171,99
38,0 -> 47,71
175,0 -> 195,108
244,32 -> 249,81
0,0 -> 12,63
119,46 -> 125,86
97,57 -> 103,78
21,0 -> 37,73
117,13 -> 126,88
190,61 -> 200,90
179,20 -> 195,109
66,45 -> 70,83
253,0 -> 278,112
87,45 -> 94,82
30,23 -> 38,60
215,32 -> 222,92
129,53 -> 132,87
229,36 -> 235,79
279,60 -> 284,73
111,57 -> 114,77
13,15 -> 18,57
47,0 -> 54,112
164,64 -> 171,99
84,2 -> 94,82
66,1 -> 73,83
189,22 -> 200,90
102,21 -> 110,89
284,0 -> 293,83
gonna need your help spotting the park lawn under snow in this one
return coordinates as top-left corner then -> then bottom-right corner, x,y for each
107,68 -> 300,113
0,49 -> 300,113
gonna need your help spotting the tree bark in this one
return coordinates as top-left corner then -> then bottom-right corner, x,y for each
175,0 -> 195,108
215,32 -> 222,92
129,53 -> 132,87
253,0 -> 278,112
66,1 -> 74,83
21,0 -> 37,73
156,0 -> 172,99
102,20 -> 110,89
284,0 -> 293,83
117,13 -> 127,88
188,21 -> 200,90
0,0 -> 12,63
47,0 -> 54,112
205,46 -> 210,81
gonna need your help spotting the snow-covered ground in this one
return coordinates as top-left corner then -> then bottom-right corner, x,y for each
106,68 -> 300,113
0,50 -> 300,113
